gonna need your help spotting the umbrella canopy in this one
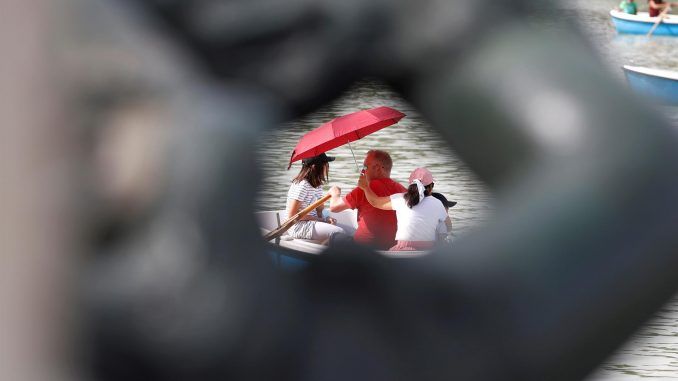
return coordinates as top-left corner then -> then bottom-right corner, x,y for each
288,106 -> 406,169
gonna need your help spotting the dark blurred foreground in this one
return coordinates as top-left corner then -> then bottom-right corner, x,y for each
3,1 -> 678,380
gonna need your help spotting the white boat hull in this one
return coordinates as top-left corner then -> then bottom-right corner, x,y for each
256,209 -> 432,260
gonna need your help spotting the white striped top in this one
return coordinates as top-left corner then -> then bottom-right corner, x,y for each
286,180 -> 323,218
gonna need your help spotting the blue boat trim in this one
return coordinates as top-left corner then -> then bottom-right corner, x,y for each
610,10 -> 678,36
623,65 -> 678,106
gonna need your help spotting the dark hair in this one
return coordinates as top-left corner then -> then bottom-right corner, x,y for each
403,182 -> 434,208
292,161 -> 329,188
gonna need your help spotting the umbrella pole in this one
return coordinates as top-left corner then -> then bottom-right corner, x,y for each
347,140 -> 361,172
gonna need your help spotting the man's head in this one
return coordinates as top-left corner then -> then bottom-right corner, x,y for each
362,150 -> 393,180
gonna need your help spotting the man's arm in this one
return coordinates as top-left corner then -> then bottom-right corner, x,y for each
357,175 -> 392,210
329,185 -> 351,212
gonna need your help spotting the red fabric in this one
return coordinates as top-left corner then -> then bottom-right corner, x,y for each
288,107 -> 405,167
389,241 -> 435,251
344,178 -> 406,250
649,0 -> 664,17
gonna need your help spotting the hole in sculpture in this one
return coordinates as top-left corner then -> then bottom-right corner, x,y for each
254,79 -> 494,259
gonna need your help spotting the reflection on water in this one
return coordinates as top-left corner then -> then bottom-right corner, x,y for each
257,0 -> 678,379
591,298 -> 678,380
566,1 -> 678,380
256,80 -> 494,237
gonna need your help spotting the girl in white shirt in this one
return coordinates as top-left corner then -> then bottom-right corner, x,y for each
358,167 -> 447,251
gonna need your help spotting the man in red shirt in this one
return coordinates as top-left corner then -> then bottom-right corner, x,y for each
329,150 -> 406,250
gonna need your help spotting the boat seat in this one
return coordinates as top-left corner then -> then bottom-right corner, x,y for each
329,209 -> 358,232
255,210 -> 282,232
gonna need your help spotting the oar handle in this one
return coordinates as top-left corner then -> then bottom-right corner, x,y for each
263,193 -> 332,241
647,6 -> 671,37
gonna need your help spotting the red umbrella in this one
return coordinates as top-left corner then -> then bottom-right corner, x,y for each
287,106 -> 406,169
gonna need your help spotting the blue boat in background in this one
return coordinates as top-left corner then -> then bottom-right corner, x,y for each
610,10 -> 678,35
623,65 -> 678,105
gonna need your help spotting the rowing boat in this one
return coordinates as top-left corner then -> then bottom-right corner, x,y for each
623,65 -> 678,105
256,209 -> 433,268
610,10 -> 678,35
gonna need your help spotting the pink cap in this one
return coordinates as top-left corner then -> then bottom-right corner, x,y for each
408,167 -> 434,186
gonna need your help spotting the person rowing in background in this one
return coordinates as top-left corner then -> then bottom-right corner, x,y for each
357,167 -> 447,252
648,0 -> 678,17
619,0 -> 637,15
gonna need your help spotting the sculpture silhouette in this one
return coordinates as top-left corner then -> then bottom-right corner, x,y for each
6,1 -> 678,380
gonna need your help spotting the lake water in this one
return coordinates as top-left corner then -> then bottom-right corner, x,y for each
256,0 -> 678,379
255,83 -> 495,236
571,1 -> 678,380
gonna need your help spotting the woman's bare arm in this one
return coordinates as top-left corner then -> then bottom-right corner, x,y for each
287,199 -> 324,221
357,174 -> 392,210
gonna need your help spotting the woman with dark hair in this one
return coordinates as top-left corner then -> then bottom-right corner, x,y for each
357,167 -> 447,251
286,153 -> 345,242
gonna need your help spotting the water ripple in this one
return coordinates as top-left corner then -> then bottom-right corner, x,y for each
255,80 -> 494,236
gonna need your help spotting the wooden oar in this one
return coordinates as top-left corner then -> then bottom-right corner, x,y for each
647,6 -> 671,37
263,193 -> 332,242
